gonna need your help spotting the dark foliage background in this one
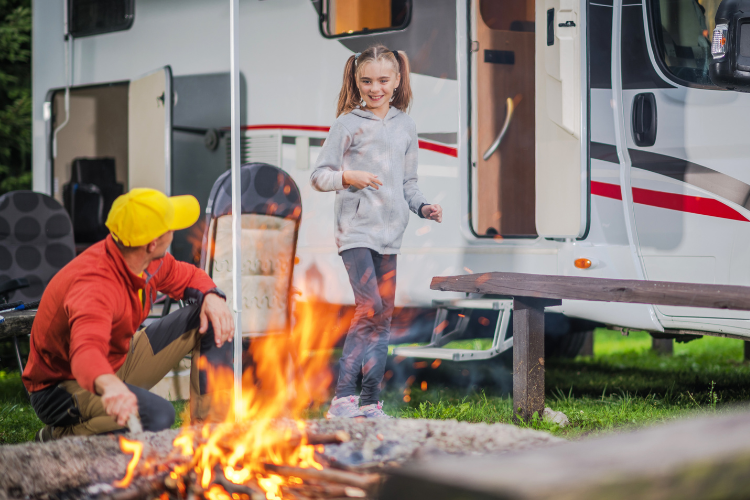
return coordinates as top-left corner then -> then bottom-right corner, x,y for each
0,0 -> 32,195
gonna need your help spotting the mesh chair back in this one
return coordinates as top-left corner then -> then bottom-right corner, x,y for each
200,163 -> 302,337
0,191 -> 75,302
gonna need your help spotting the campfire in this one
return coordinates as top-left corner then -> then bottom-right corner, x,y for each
112,299 -> 373,500
0,293 -> 562,500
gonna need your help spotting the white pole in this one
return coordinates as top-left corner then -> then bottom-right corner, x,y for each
230,0 -> 243,421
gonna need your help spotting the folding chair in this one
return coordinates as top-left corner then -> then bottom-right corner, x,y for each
0,191 -> 75,377
199,163 -> 302,338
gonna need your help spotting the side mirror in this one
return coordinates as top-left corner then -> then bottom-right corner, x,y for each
710,0 -> 750,91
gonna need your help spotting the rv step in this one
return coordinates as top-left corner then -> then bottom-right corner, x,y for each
391,345 -> 508,362
392,299 -> 512,362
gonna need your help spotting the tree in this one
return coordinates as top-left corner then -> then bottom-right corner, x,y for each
0,0 -> 32,195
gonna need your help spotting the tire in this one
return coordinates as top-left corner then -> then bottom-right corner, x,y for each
545,330 -> 591,359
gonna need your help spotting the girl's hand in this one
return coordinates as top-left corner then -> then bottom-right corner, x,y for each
343,170 -> 383,190
421,204 -> 443,223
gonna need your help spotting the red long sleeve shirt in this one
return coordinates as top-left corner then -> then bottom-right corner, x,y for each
22,236 -> 218,394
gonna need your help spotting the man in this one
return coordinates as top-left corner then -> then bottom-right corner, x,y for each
22,188 -> 235,440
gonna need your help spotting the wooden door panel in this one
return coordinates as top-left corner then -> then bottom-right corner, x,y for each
475,0 -> 536,237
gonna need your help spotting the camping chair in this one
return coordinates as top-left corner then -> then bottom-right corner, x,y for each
198,163 -> 302,339
0,191 -> 76,378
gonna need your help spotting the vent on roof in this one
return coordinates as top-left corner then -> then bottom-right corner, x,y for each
226,132 -> 281,168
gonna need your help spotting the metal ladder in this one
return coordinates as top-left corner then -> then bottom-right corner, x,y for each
392,299 -> 512,361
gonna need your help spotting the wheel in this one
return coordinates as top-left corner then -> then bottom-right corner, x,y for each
545,330 -> 591,359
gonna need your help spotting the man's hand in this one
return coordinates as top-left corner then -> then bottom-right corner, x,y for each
200,293 -> 235,347
421,204 -> 443,223
95,374 -> 138,427
342,171 -> 383,190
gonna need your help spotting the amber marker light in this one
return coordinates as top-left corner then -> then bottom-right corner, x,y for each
574,258 -> 592,269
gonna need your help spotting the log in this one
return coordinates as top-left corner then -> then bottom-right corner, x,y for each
0,429 -> 180,499
0,309 -> 35,340
430,272 -> 750,310
304,431 -> 351,446
212,472 -> 265,500
383,410 -> 750,500
263,464 -> 381,492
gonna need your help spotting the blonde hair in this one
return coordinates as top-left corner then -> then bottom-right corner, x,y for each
336,45 -> 413,117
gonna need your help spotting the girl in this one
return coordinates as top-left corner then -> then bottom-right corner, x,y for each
310,45 -> 442,418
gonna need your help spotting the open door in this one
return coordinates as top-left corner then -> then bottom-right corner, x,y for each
471,0 -> 537,238
128,66 -> 172,194
535,0 -> 588,238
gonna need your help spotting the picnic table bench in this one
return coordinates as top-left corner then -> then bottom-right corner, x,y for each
430,272 -> 750,421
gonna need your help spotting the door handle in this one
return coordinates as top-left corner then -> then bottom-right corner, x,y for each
631,93 -> 657,147
483,97 -> 515,161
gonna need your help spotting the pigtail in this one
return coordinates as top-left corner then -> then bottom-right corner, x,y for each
336,55 -> 360,117
391,50 -> 413,113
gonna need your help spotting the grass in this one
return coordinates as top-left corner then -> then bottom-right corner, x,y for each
0,370 -> 188,445
383,329 -> 750,438
1,329 -> 749,443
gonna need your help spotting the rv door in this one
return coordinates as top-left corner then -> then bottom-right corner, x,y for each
128,66 -> 173,194
535,0 -> 588,238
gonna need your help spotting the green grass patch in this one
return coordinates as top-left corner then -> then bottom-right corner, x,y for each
383,329 -> 750,438
0,370 -> 188,445
2,329 -> 750,443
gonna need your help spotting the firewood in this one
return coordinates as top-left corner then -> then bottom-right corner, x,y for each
262,464 -> 381,492
212,471 -> 264,500
286,482 -> 367,498
304,431 -> 351,445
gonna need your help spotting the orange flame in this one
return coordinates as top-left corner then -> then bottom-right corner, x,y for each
114,437 -> 144,488
171,297 -> 352,499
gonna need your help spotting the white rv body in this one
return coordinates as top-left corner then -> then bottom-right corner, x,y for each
30,0 -> 750,339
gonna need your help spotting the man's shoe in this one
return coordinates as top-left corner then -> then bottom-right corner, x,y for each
326,395 -> 365,419
35,425 -> 55,442
360,401 -> 391,418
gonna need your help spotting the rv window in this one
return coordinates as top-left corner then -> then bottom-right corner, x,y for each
68,0 -> 134,38
650,0 -> 721,87
320,0 -> 410,37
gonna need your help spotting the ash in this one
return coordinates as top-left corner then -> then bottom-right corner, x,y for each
310,419 -> 563,471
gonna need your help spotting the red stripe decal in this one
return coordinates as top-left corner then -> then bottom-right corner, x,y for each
591,180 -> 749,222
418,140 -> 458,157
591,180 -> 622,200
631,186 -> 749,222
225,124 -> 458,157
239,124 -> 332,133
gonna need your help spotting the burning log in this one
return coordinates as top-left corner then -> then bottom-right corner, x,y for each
212,471 -> 265,499
263,464 -> 382,493
302,431 -> 351,446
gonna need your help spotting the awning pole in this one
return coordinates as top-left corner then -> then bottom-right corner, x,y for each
230,0 -> 243,422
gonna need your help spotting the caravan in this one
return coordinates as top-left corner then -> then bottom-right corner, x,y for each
30,0 -> 750,356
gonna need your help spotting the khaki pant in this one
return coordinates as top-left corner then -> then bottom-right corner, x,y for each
30,304 -> 233,437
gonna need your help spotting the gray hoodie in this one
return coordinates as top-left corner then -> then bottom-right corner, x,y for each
311,107 -> 428,255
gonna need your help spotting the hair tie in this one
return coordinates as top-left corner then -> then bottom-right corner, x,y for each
391,49 -> 401,69
354,52 -> 361,63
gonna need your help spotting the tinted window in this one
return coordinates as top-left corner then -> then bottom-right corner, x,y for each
651,0 -> 721,86
69,0 -> 134,38
321,0 -> 410,37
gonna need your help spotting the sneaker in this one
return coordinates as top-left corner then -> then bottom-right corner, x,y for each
35,425 -> 56,442
360,402 -> 391,418
326,395 -> 365,419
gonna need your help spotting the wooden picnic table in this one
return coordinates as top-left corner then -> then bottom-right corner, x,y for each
430,272 -> 750,421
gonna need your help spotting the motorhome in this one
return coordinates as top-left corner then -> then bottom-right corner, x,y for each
29,0 -> 750,359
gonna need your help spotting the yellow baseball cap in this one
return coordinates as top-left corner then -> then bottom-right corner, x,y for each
105,188 -> 200,247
